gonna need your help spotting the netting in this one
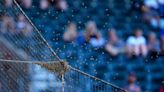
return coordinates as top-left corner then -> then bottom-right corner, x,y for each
0,59 -> 64,92
0,0 -> 60,62
0,59 -> 126,92
0,0 -> 127,92
65,67 -> 126,92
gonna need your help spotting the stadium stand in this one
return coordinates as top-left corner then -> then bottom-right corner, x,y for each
21,0 -> 163,91
0,0 -> 164,92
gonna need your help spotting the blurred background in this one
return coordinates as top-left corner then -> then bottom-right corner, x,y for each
0,0 -> 164,92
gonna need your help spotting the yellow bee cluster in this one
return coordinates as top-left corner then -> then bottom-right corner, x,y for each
34,61 -> 69,75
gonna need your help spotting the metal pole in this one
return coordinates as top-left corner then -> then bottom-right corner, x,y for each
62,74 -> 65,92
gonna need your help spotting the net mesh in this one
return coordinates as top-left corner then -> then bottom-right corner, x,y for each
0,0 -> 126,92
0,0 -> 59,62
